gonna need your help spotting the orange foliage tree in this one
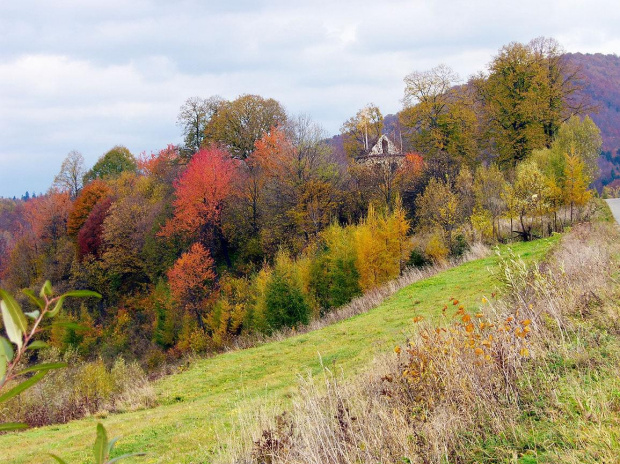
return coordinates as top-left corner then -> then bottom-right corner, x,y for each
137,144 -> 180,184
240,127 -> 294,233
167,242 -> 216,332
67,180 -> 111,237
160,147 -> 238,244
23,190 -> 73,245
354,202 -> 412,291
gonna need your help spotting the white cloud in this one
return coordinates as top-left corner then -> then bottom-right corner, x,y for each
0,0 -> 619,196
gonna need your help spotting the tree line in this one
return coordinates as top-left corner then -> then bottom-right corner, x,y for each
0,37 -> 601,366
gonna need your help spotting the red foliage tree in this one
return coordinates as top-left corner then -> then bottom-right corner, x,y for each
77,197 -> 112,259
167,242 -> 216,332
160,147 -> 238,242
67,180 -> 111,237
237,126 -> 294,234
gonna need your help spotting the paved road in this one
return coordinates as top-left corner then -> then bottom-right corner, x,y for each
606,199 -> 620,224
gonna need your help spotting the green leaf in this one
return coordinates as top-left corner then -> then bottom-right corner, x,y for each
94,423 -> 109,464
0,336 -> 14,361
106,452 -> 147,463
47,296 -> 65,318
0,354 -> 7,383
0,371 -> 46,403
47,454 -> 69,464
22,289 -> 45,310
1,300 -> 24,351
40,280 -> 53,298
0,336 -> 12,382
0,422 -> 29,431
24,310 -> 40,320
108,436 -> 120,454
62,290 -> 102,299
27,340 -> 49,350
0,289 -> 28,333
17,362 -> 67,375
0,290 -> 28,351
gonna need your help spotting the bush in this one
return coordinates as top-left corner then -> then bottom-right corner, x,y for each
264,271 -> 310,333
406,248 -> 430,268
0,349 -> 155,427
424,232 -> 449,262
450,233 -> 469,257
310,251 -> 361,314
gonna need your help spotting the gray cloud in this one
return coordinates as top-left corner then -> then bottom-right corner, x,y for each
0,0 -> 619,196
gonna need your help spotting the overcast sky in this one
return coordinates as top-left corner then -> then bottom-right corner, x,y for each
1,0 -> 618,197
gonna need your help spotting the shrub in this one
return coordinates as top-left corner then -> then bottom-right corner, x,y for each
424,231 -> 449,262
1,349 -> 155,427
450,233 -> 469,257
310,250 -> 361,314
406,248 -> 430,268
264,271 -> 310,333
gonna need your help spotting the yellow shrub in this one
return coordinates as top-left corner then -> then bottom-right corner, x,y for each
470,206 -> 494,242
424,232 -> 449,263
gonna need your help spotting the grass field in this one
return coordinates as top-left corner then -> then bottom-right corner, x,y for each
0,236 -> 559,463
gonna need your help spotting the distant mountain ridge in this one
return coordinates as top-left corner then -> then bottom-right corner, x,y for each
565,52 -> 620,188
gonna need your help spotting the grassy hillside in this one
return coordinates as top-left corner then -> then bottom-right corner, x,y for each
0,237 -> 558,463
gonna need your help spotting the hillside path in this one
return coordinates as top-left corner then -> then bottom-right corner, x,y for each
606,199 -> 620,224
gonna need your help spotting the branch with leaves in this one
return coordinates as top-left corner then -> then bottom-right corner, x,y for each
0,281 -> 100,431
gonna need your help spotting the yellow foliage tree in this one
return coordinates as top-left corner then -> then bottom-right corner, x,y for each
513,160 -> 550,240
562,152 -> 592,222
415,178 -> 460,248
354,202 -> 411,291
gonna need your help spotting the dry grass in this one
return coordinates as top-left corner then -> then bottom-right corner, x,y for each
0,351 -> 156,427
217,222 -> 620,464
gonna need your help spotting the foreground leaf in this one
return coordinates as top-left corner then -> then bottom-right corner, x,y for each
0,371 -> 46,403
0,336 -> 13,382
17,362 -> 67,375
22,289 -> 45,310
94,423 -> 109,464
0,354 -> 6,382
62,290 -> 102,299
24,310 -> 41,320
40,280 -> 53,298
0,298 -> 27,350
107,436 -> 120,454
47,296 -> 65,318
0,336 -> 14,361
107,452 -> 147,463
0,289 -> 28,333
27,340 -> 49,350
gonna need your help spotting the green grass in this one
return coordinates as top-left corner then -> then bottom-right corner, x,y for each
0,236 -> 558,463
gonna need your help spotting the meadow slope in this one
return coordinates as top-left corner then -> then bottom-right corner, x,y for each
0,237 -> 557,463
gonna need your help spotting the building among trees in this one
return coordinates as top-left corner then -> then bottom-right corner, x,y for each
355,134 -> 404,166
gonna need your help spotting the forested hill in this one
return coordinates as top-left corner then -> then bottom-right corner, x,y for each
330,53 -> 620,189
565,53 -> 620,188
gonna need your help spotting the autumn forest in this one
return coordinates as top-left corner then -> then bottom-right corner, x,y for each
0,37 -> 613,381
